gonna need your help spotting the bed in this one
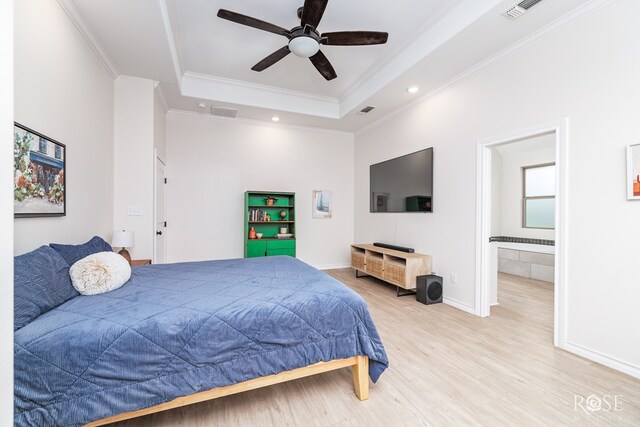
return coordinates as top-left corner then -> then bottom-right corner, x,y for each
14,255 -> 388,426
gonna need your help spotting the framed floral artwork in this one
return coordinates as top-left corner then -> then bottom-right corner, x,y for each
14,123 -> 66,217
312,190 -> 332,219
628,144 -> 640,200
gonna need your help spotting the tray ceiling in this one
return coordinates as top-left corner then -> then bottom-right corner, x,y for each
67,0 -> 592,131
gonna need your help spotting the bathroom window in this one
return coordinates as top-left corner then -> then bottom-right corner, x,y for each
522,163 -> 555,229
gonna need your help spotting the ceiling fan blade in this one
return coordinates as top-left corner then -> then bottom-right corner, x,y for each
251,46 -> 291,72
217,9 -> 290,38
309,50 -> 337,81
321,31 -> 389,46
301,0 -> 329,28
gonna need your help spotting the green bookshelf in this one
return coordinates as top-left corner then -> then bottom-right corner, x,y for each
244,191 -> 296,258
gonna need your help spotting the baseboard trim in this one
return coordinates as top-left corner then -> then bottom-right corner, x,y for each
562,341 -> 640,380
443,297 -> 476,315
317,263 -> 351,271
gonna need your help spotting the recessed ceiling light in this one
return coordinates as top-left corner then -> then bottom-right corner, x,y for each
272,116 -> 280,122
197,102 -> 207,109
407,86 -> 420,94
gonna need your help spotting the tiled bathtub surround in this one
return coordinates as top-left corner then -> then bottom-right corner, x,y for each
498,248 -> 554,283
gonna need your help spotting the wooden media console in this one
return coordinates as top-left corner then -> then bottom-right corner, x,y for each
350,244 -> 432,296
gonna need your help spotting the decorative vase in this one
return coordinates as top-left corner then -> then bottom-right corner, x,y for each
279,210 -> 287,220
249,227 -> 257,239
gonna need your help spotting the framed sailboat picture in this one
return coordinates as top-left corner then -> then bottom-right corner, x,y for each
312,190 -> 333,219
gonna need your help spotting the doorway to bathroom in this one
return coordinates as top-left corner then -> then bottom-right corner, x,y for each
476,119 -> 568,347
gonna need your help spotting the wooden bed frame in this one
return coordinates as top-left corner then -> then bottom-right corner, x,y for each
85,355 -> 369,426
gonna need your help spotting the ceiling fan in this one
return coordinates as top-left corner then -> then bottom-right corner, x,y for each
217,0 -> 389,81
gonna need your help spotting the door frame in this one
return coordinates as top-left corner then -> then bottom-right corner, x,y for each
475,118 -> 569,348
153,150 -> 167,264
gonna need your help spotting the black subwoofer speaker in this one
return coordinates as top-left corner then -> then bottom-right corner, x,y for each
416,274 -> 443,305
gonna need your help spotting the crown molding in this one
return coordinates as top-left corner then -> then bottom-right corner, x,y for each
355,0 -> 618,135
56,0 -> 119,79
184,72 -> 338,103
158,0 -> 185,88
181,72 -> 340,119
167,109 -> 353,137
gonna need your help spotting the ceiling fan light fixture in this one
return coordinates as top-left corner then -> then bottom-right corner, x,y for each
217,2 -> 388,81
289,36 -> 320,58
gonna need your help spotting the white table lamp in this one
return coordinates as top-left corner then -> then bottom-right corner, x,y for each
112,230 -> 134,262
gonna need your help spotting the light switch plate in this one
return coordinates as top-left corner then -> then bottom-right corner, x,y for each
127,206 -> 143,216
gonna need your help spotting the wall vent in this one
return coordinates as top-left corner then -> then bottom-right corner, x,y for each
358,106 -> 376,115
211,106 -> 238,118
503,0 -> 544,19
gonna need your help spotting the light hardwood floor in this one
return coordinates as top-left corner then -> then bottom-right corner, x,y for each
111,271 -> 640,426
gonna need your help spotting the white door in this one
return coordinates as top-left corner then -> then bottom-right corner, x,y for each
154,157 -> 167,263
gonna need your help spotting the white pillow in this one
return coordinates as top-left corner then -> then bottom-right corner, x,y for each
70,251 -> 131,295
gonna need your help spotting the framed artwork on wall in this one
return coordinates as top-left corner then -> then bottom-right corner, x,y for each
14,123 -> 66,217
627,144 -> 640,200
312,190 -> 332,219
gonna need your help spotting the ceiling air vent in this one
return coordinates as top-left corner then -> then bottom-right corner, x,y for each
358,106 -> 376,115
503,0 -> 544,19
211,106 -> 238,118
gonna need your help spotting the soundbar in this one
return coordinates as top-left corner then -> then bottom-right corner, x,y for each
373,242 -> 415,253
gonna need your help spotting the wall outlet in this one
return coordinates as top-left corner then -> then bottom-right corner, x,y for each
127,206 -> 143,216
450,273 -> 458,285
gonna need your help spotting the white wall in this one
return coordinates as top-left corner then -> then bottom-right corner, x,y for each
355,1 -> 640,371
13,0 -> 114,255
166,112 -> 354,269
497,136 -> 555,239
113,76 -> 155,260
0,0 -> 14,422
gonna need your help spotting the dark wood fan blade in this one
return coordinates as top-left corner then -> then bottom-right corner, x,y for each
309,50 -> 337,81
217,9 -> 290,37
251,46 -> 291,72
321,31 -> 389,46
301,0 -> 329,28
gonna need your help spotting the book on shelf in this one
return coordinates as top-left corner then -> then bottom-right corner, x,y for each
249,209 -> 267,221
276,233 -> 294,239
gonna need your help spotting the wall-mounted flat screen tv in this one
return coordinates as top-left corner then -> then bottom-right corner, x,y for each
370,148 -> 433,213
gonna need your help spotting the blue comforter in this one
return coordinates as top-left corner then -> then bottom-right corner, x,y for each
15,256 -> 388,426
